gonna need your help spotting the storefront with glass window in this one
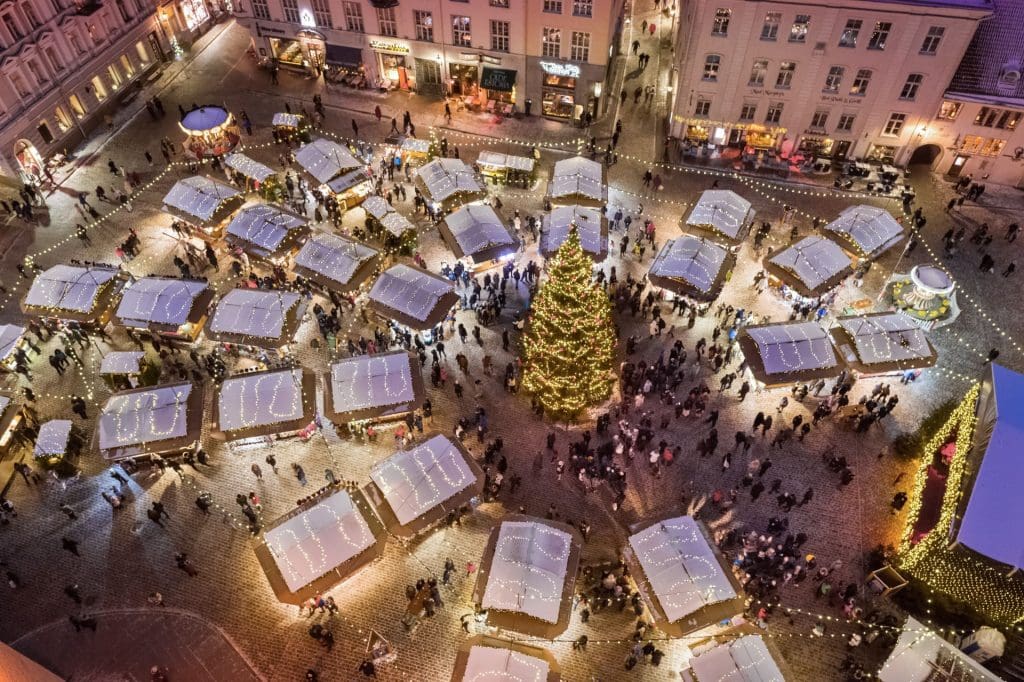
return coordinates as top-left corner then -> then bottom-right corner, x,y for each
865,144 -> 898,163
369,39 -> 411,90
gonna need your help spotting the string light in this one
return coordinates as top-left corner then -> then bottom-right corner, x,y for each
293,231 -> 380,292
832,313 -> 935,369
97,382 -> 192,451
162,175 -> 242,225
99,351 -> 146,375
743,322 -> 838,380
367,264 -> 459,330
0,324 -> 27,364
217,367 -> 307,433
327,351 -> 417,419
115,277 -> 209,330
767,236 -> 853,296
648,235 -> 729,298
294,137 -> 362,185
685,189 -> 754,242
547,156 -> 606,206
822,205 -> 905,259
207,288 -> 304,345
24,264 -> 122,317
540,205 -> 606,261
33,419 -> 73,459
462,644 -> 550,682
442,204 -> 517,263
225,204 -> 307,258
223,152 -> 277,183
688,634 -> 784,682
414,158 -> 487,207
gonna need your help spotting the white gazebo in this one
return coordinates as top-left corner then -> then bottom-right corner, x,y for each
324,350 -> 425,423
22,264 -> 124,324
95,382 -> 203,460
161,176 -> 242,234
648,235 -> 732,301
440,204 -> 518,264
207,288 -> 307,349
293,232 -> 380,293
829,312 -> 937,375
823,205 -> 905,259
367,264 -> 460,330
684,189 -> 754,243
113,276 -> 212,340
414,158 -> 486,209
738,321 -> 841,387
294,138 -> 361,184
546,156 -> 606,207
225,204 -> 308,261
766,235 -> 854,298
685,635 -> 787,682
214,367 -> 316,441
540,205 -> 607,260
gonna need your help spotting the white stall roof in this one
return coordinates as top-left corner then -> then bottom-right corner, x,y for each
541,205 -> 604,256
880,618 -> 1003,682
835,314 -> 932,365
25,265 -> 119,313
35,420 -> 72,457
629,516 -> 736,623
209,289 -> 301,340
444,205 -> 516,259
295,232 -> 378,287
329,352 -> 417,414
218,368 -> 306,433
116,278 -> 208,327
272,112 -> 303,128
769,236 -> 852,292
362,195 -> 391,220
223,152 -> 276,182
688,636 -> 785,682
649,236 -> 727,294
370,434 -> 475,525
746,322 -> 837,375
264,490 -> 376,593
98,384 -> 193,450
401,137 -> 432,154
0,395 -> 10,416
369,265 -> 456,324
548,156 -> 604,202
379,211 -> 416,238
477,151 -> 535,172
462,646 -> 550,682
417,159 -> 484,202
482,521 -> 573,623
327,167 -> 372,194
162,176 -> 240,222
0,324 -> 25,362
295,138 -> 361,184
686,190 -> 752,239
226,204 -> 306,253
100,351 -> 146,374
824,205 -> 904,257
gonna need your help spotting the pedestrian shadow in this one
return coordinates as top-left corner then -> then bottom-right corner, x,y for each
625,67 -> 644,81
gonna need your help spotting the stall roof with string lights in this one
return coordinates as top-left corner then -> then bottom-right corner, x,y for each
99,351 -> 147,376
474,516 -> 583,638
225,204 -> 309,261
413,158 -> 487,209
34,419 -> 74,459
366,433 -> 483,537
206,288 -> 308,349
878,617 -> 1003,682
450,636 -> 560,682
738,321 -> 841,387
22,263 -> 126,324
540,205 -> 608,261
113,277 -> 213,336
765,235 -> 854,298
440,204 -> 518,264
324,350 -> 424,423
683,189 -> 755,243
546,156 -> 606,207
161,176 -> 243,227
361,195 -> 417,238
829,312 -> 936,375
294,137 -> 362,184
293,232 -> 380,294
822,205 -> 905,260
625,515 -> 746,637
367,263 -> 460,330
223,152 -> 277,183
0,324 -> 26,364
255,486 -> 387,604
94,381 -> 204,460
213,367 -> 317,441
684,635 -> 788,682
648,235 -> 734,302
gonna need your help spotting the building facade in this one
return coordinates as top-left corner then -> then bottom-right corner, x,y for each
668,0 -> 991,165
234,0 -> 625,122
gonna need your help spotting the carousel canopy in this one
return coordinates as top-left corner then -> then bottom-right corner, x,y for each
745,322 -> 838,377
685,189 -> 753,240
97,383 -> 193,451
225,204 -> 307,256
35,420 -> 72,457
370,434 -> 476,526
24,264 -> 119,314
462,645 -> 551,682
648,236 -> 728,296
180,105 -> 230,133
768,236 -> 853,295
0,324 -> 25,362
548,156 -> 605,204
218,368 -> 307,434
628,516 -> 737,623
100,351 -> 146,375
688,635 -> 785,682
328,351 -> 419,418
832,313 -> 936,369
272,112 -> 303,128
368,264 -> 458,329
477,151 -> 536,172
294,232 -> 379,291
209,289 -> 302,341
115,277 -> 209,328
162,176 -> 241,223
880,618 -> 1003,682
481,521 -> 573,623
442,204 -> 517,263
295,138 -> 361,184
540,206 -> 606,260
823,205 -> 904,258
264,489 -> 377,593
224,152 -> 276,182
416,159 -> 484,203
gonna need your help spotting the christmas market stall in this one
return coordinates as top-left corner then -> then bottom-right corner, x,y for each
295,138 -> 372,211
828,312 -> 936,376
94,382 -> 203,461
683,189 -> 754,244
878,618 -> 1004,682
440,204 -> 518,269
254,485 -> 386,604
765,236 -> 853,299
113,276 -> 213,341
647,235 -> 733,302
475,151 -> 536,187
367,264 -> 459,331
224,204 -> 309,263
540,206 -> 607,261
223,152 -> 282,200
545,156 -> 606,208
213,367 -> 317,443
359,195 -> 417,250
293,232 -> 380,294
474,515 -> 582,638
0,324 -> 29,373
99,351 -> 158,390
450,636 -> 560,682
206,288 -> 308,351
324,350 -> 424,424
683,635 -> 789,682
624,515 -> 746,638
33,419 -> 83,466
413,159 -> 487,213
822,204 -> 905,261
399,137 -> 432,164
0,393 -> 24,458
161,176 -> 243,239
738,321 -> 841,387
179,105 -> 241,159
22,263 -> 126,326
271,112 -> 312,144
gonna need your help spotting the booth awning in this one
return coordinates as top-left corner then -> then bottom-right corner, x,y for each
481,67 -> 516,92
326,44 -> 363,66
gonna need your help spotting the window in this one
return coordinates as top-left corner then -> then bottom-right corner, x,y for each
490,0 -> 509,6
961,135 -> 1007,157
937,101 -> 961,120
837,113 -> 855,131
766,102 -> 783,123
542,27 -> 561,58
868,21 -> 891,50
711,8 -> 730,36
790,14 -> 810,42
251,0 -> 269,19
24,3 -> 42,26
11,74 -> 28,98
107,63 -> 122,88
850,69 -> 871,96
54,105 -> 73,132
543,0 -> 562,13
46,47 -> 63,73
570,31 -> 590,61
490,20 -> 509,52
68,93 -> 86,117
824,66 -> 844,92
3,14 -> 23,40
920,26 -> 943,54
739,103 -> 756,121
998,63 -> 1021,89
761,11 -> 780,40
68,32 -> 83,54
26,59 -> 46,84
452,15 -> 470,47
38,121 -> 54,144
310,0 -> 331,28
120,54 -> 134,77
974,107 -> 1021,130
839,19 -> 861,48
135,40 -> 150,65
776,61 -> 795,88
90,75 -> 107,101
883,113 -> 906,136
114,0 -> 130,22
573,0 -> 592,17
900,73 -> 923,100
810,110 -> 829,129
376,6 -> 396,36
694,99 -> 711,117
703,54 -> 720,81
343,2 -> 363,32
414,10 -> 433,42
281,0 -> 298,23
749,59 -> 768,86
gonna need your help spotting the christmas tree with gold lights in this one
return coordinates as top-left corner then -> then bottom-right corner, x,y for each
522,228 -> 615,420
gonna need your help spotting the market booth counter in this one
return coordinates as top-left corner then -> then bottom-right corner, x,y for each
738,321 -> 842,388
765,236 -> 854,299
179,105 -> 241,159
22,263 -> 126,326
648,236 -> 734,302
94,382 -> 204,461
223,153 -> 282,201
324,350 -> 424,425
162,176 -> 244,240
440,204 -> 518,270
475,151 -> 536,188
271,112 -> 312,144
294,231 -> 380,294
224,204 -> 309,263
34,419 -> 83,467
414,159 -> 487,213
0,324 -> 29,373
683,190 -> 755,244
295,137 -> 372,211
100,351 -> 158,390
829,312 -> 937,376
399,137 -> 432,165
213,367 -> 317,443
206,288 -> 308,352
822,204 -> 905,262
450,636 -> 560,682
540,206 -> 607,261
367,263 -> 460,331
545,156 -> 606,208
113,276 -> 213,342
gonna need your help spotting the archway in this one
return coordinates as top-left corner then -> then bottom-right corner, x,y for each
13,139 -> 43,180
908,144 -> 942,167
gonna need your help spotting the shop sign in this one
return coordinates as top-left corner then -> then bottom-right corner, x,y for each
369,39 -> 409,54
257,23 -> 287,36
481,55 -> 502,65
459,52 -> 479,61
540,61 -> 580,78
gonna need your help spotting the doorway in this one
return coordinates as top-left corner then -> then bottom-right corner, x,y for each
14,139 -> 43,180
947,154 -> 969,178
833,140 -> 851,160
909,144 -> 942,167
415,58 -> 442,96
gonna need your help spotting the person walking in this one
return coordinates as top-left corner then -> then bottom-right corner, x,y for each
265,453 -> 278,473
60,503 -> 78,520
61,537 -> 80,556
251,463 -> 263,481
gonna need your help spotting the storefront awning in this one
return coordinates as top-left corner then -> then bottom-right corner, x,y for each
326,44 -> 363,67
481,67 -> 516,92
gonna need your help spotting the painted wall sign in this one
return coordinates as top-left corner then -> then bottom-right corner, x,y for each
540,61 -> 581,78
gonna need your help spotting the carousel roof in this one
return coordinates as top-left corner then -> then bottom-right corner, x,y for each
224,152 -> 276,182
540,205 -> 606,259
100,351 -> 146,375
162,176 -> 241,223
548,156 -> 605,203
823,205 -> 905,258
416,159 -> 484,203
226,204 -> 307,254
0,324 -> 25,362
688,635 -> 786,682
294,232 -> 378,289
218,368 -> 307,434
24,264 -> 120,313
209,288 -> 302,340
442,204 -> 517,262
115,277 -> 209,327
97,383 -> 194,450
745,322 -> 838,376
35,420 -> 72,457
180,105 -> 230,133
648,236 -> 728,295
685,190 -> 752,240
295,138 -> 361,184
768,236 -> 852,294
481,521 -> 574,623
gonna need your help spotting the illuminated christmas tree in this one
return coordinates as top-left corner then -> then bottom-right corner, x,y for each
522,227 -> 615,419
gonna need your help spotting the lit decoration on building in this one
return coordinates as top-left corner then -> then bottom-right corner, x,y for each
767,236 -> 853,296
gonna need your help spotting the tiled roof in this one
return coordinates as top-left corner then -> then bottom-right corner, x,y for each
947,0 -> 1024,104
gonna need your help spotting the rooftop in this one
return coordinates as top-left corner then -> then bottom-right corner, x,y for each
946,0 -> 1023,103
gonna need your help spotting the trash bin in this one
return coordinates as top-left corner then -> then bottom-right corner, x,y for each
525,99 -> 532,116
